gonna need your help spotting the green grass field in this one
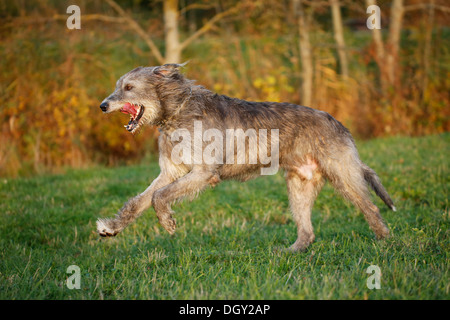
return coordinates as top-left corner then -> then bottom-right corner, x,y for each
0,134 -> 448,299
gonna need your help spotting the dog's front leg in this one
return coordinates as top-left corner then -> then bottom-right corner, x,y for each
152,169 -> 218,235
96,173 -> 174,237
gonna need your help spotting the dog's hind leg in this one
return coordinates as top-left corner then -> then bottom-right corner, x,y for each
285,169 -> 325,252
326,152 -> 390,240
97,173 -> 174,237
152,168 -> 219,235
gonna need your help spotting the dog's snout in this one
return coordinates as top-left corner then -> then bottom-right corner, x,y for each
100,102 -> 109,112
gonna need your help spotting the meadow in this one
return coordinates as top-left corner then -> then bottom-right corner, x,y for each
0,133 -> 448,299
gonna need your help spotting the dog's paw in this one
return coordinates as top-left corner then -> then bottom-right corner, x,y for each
96,219 -> 118,237
375,225 -> 390,240
286,240 -> 312,253
160,217 -> 177,235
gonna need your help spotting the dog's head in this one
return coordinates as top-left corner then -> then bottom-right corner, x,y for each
99,63 -> 188,133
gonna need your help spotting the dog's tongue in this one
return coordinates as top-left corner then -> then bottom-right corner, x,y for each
120,103 -> 137,118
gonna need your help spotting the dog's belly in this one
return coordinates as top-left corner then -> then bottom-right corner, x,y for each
218,163 -> 264,182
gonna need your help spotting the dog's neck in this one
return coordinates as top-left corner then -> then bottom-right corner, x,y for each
156,86 -> 193,130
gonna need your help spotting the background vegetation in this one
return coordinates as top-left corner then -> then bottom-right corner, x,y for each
0,0 -> 449,177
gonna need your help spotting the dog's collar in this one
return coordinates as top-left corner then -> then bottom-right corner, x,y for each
157,87 -> 193,130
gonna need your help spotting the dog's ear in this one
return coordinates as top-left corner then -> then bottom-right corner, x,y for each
153,62 -> 188,78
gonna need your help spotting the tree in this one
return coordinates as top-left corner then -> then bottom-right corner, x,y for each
330,0 -> 349,77
164,0 -> 181,63
365,0 -> 404,90
386,0 -> 404,87
106,0 -> 240,64
293,0 -> 313,106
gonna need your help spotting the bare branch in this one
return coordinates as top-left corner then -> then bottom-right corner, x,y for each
340,0 -> 366,14
1,14 -> 127,28
404,3 -> 450,13
179,3 -> 216,15
105,0 -> 164,64
179,5 -> 240,52
5,14 -> 127,27
302,0 -> 331,7
58,14 -> 127,23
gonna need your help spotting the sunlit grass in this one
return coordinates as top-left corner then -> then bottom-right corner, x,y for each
0,134 -> 448,299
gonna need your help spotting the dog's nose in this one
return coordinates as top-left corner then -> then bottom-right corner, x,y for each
100,102 -> 109,112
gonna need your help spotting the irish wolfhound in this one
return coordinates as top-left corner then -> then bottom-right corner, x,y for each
97,63 -> 396,252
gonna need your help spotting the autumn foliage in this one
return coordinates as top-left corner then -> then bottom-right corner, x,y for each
0,0 -> 448,176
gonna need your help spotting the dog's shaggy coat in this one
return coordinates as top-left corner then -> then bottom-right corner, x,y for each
97,63 -> 395,252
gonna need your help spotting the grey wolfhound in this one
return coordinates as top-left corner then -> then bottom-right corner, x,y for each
97,63 -> 396,252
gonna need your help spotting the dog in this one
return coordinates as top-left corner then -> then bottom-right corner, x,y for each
96,63 -> 395,252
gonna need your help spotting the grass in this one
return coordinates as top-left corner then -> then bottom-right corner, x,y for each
0,134 -> 448,300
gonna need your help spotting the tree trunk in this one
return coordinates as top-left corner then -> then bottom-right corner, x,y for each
386,0 -> 404,86
293,0 -> 313,107
366,0 -> 387,92
330,0 -> 349,77
164,0 -> 181,63
422,0 -> 434,97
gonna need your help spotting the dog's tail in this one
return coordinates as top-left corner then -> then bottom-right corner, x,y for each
362,163 -> 396,211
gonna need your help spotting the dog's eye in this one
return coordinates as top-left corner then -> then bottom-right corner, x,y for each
125,84 -> 133,91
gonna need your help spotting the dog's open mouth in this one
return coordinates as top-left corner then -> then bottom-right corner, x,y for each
120,103 -> 145,132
